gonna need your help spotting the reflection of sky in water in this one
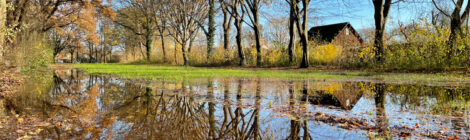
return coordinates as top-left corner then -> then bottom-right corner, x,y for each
14,70 -> 470,139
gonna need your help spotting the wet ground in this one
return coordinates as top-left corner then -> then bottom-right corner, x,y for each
1,69 -> 470,139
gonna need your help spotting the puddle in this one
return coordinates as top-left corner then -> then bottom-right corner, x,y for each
2,69 -> 470,139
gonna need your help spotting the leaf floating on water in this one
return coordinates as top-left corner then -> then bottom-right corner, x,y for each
352,121 -> 359,126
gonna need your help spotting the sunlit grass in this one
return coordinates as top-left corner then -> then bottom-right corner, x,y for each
68,63 -> 470,85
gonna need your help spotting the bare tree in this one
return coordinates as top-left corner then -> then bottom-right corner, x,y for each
243,0 -> 264,66
220,0 -> 235,50
287,2 -> 296,64
220,0 -> 235,62
372,0 -> 392,63
266,17 -> 288,49
115,0 -> 158,61
155,0 -> 170,63
226,0 -> 247,66
432,0 -> 470,59
287,0 -> 311,68
165,0 -> 208,65
198,0 -> 216,61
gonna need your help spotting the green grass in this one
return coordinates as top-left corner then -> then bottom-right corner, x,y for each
69,64 -> 470,85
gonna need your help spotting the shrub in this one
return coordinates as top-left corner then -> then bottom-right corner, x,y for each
311,44 -> 342,64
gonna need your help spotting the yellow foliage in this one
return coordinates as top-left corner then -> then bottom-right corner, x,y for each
312,82 -> 342,94
312,44 -> 342,64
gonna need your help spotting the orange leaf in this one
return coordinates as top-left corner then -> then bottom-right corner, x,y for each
352,121 -> 360,126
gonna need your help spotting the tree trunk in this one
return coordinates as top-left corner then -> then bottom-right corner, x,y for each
181,42 -> 188,65
373,28 -> 385,62
174,40 -> 177,64
299,34 -> 309,68
0,0 -> 5,64
188,38 -> 194,53
298,0 -> 310,68
206,0 -> 216,61
253,8 -> 262,67
372,0 -> 392,63
221,0 -> 234,62
223,18 -> 231,50
95,45 -> 98,63
102,46 -> 106,63
160,34 -> 167,63
374,83 -> 389,136
254,25 -> 262,67
145,32 -> 153,61
235,19 -> 245,66
70,52 -> 74,64
448,13 -> 463,60
76,51 -> 79,63
89,43 -> 92,63
288,6 -> 296,64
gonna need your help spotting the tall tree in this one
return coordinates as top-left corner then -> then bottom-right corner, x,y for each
288,0 -> 311,68
155,2 -> 169,63
198,0 -> 216,61
220,0 -> 235,60
226,0 -> 246,66
432,0 -> 470,59
287,3 -> 296,64
115,0 -> 157,61
372,0 -> 392,63
243,0 -> 263,66
165,0 -> 208,65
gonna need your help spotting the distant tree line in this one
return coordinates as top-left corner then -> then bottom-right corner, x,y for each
1,0 -> 470,70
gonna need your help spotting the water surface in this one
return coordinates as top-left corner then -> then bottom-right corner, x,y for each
2,69 -> 470,139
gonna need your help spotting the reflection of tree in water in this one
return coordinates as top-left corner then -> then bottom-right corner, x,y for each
44,69 -> 142,139
374,83 -> 389,137
383,84 -> 470,136
114,78 -> 270,139
10,73 -> 470,139
287,81 -> 311,140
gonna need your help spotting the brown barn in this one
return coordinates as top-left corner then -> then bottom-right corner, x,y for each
308,22 -> 364,49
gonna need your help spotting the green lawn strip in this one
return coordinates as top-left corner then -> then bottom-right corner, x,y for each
70,64 -> 470,85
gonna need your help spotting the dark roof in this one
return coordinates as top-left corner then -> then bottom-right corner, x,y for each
308,22 -> 352,42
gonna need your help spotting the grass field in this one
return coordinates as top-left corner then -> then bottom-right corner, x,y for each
67,64 -> 470,85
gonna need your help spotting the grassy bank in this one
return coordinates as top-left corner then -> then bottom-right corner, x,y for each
65,64 -> 470,85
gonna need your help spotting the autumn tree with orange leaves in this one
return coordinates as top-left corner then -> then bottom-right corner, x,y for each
1,0 -> 115,63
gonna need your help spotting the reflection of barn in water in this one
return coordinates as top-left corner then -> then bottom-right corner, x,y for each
307,82 -> 363,110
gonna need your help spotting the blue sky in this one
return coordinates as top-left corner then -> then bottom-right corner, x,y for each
263,0 -> 432,30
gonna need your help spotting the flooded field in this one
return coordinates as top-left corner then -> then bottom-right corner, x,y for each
1,69 -> 470,139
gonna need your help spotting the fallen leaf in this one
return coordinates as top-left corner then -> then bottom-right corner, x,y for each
16,130 -> 25,135
36,128 -> 43,133
17,118 -> 24,123
352,121 -> 360,126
